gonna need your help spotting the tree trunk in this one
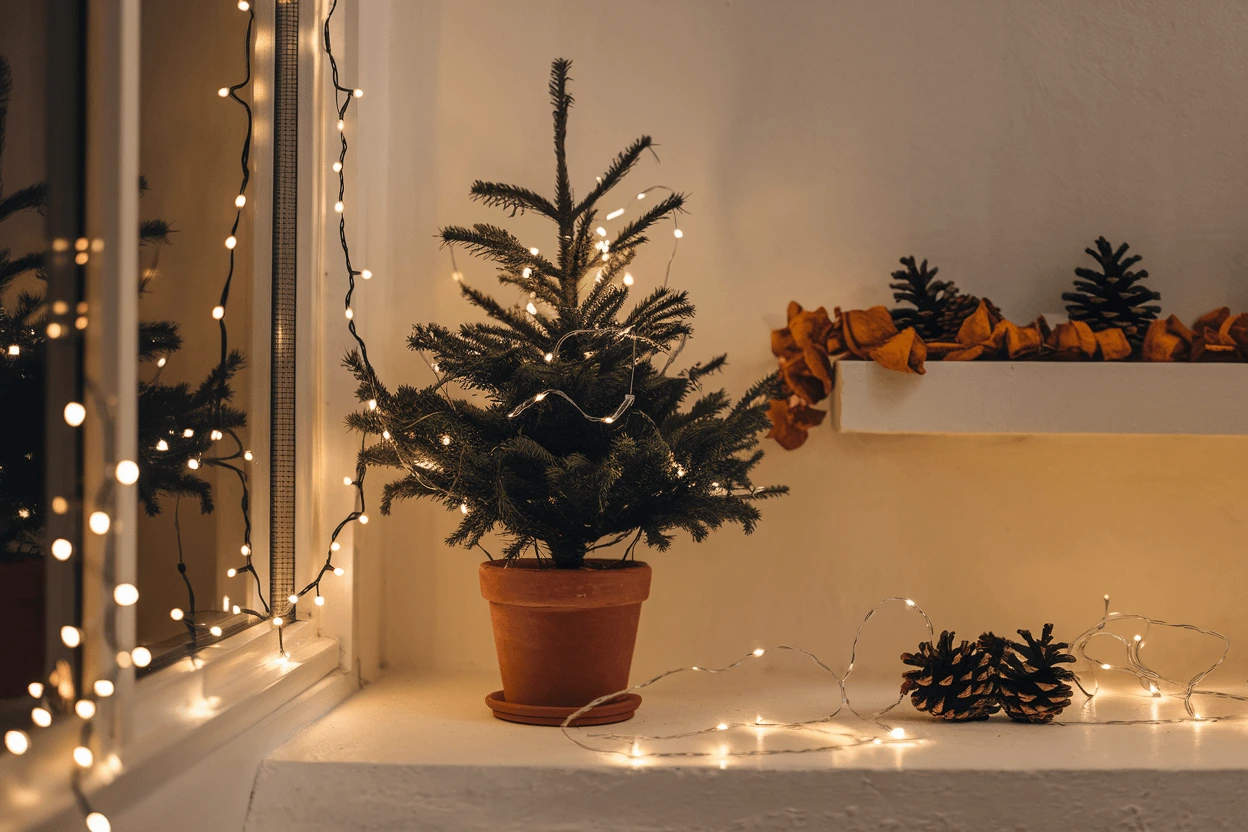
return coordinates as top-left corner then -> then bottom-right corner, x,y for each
546,538 -> 587,569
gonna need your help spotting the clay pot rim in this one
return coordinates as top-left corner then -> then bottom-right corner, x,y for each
479,558 -> 651,608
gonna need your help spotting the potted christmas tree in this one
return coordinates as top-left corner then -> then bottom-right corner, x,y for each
349,59 -> 785,725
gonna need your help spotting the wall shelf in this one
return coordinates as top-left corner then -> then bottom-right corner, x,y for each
834,361 -> 1248,435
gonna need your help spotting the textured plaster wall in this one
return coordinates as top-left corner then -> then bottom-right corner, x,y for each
353,0 -> 1248,682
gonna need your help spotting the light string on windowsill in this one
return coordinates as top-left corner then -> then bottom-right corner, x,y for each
561,594 -> 1248,764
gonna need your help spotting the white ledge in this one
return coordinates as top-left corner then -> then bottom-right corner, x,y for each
834,361 -> 1248,435
245,670 -> 1248,831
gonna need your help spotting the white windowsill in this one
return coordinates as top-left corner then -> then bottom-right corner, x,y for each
245,669 -> 1248,831
834,361 -> 1248,435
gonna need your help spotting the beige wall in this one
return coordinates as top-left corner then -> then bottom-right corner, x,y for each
353,0 -> 1248,682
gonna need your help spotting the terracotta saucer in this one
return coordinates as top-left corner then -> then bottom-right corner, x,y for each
485,690 -> 642,726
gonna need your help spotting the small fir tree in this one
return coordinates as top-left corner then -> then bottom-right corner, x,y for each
1062,236 -> 1160,345
348,59 -> 786,569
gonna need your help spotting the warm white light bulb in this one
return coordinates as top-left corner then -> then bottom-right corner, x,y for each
113,583 -> 139,606
64,401 -> 86,426
622,273 -> 634,286
111,459 -> 139,485
544,353 -> 554,363
343,476 -> 354,486
361,269 -> 372,279
345,308 -> 354,319
225,235 -> 237,249
235,194 -> 247,207
210,429 -> 223,440
353,88 -> 364,98
333,567 -> 345,576
7,344 -> 19,356
637,192 -> 647,200
381,430 -> 391,440
75,700 -> 96,720
459,503 -> 469,515
753,648 -> 765,657
1133,635 -> 1143,642
89,511 -> 111,534
170,608 -> 184,621
4,730 -> 30,755
61,625 -> 83,648
218,87 -> 229,98
51,538 -> 73,561
1100,663 -> 1111,670
716,723 -> 728,731
330,541 -> 341,552
595,227 -> 607,237
183,428 -> 194,438
131,647 -> 152,668
534,393 -> 547,402
85,812 -> 111,832
603,417 -> 614,424
28,682 -> 43,699
332,161 -> 342,172
889,727 -> 906,739
157,356 -> 167,367
528,247 -> 539,255
358,514 -> 369,524
226,568 -> 237,578
31,707 -> 52,728
904,599 -> 915,607
367,399 -> 377,411
334,201 -> 344,213
451,270 -> 463,282
187,458 -> 200,470
243,450 -> 253,460
209,626 -> 223,637
232,605 -> 241,615
288,594 -> 299,605
241,544 -> 251,556
314,596 -> 325,606
115,651 -> 132,669
606,208 -> 625,220
93,680 -> 115,698
337,119 -> 344,131
73,746 -> 94,767
272,617 -> 283,627
673,228 -> 684,238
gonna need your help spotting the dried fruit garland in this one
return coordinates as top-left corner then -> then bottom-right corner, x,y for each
767,237 -> 1248,449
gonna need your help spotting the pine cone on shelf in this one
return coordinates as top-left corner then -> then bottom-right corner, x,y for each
889,256 -> 961,342
994,624 -> 1077,724
937,295 -> 1003,342
1062,237 -> 1161,346
900,631 -> 999,721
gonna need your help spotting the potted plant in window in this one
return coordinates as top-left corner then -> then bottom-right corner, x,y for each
349,59 -> 785,725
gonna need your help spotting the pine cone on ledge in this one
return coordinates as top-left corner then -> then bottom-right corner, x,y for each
901,631 -> 999,721
994,624 -> 1077,724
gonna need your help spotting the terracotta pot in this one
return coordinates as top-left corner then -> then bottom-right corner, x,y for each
479,559 -> 651,723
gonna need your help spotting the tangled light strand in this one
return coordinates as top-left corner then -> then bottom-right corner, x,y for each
561,597 -> 933,760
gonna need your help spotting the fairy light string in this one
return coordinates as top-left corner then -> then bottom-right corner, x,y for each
563,594 -> 1248,763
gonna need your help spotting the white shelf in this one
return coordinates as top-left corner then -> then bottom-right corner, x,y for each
834,361 -> 1248,435
244,670 -> 1248,831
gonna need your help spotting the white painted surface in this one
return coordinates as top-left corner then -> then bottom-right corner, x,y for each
247,670 -> 1248,830
358,0 -> 1248,686
835,361 -> 1248,435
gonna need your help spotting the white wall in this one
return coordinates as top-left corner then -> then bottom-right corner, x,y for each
353,0 -> 1248,683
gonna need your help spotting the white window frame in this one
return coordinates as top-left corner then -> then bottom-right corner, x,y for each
0,1 -> 366,828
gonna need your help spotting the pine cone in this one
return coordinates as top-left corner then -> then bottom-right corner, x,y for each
900,631 -> 999,721
995,624 -> 1076,724
1062,237 -> 1161,346
936,295 -> 1002,341
889,256 -> 960,342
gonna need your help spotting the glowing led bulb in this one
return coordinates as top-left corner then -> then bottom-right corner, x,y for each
381,430 -> 391,440
637,192 -> 646,200
872,738 -> 883,745
272,617 -> 283,627
115,460 -> 139,484
716,723 -> 728,731
622,273 -> 634,286
630,741 -> 642,757
235,194 -> 247,207
75,700 -> 96,720
332,161 -> 342,172
243,450 -> 254,460
367,399 -> 377,410
210,429 -> 223,440
595,227 -> 607,237
94,680 -> 114,698
131,647 -> 152,668
1149,683 -> 1160,696
904,599 -> 915,607
752,648 -> 765,657
157,356 -> 167,367
112,583 -> 139,606
334,567 -> 345,576
64,401 -> 86,426
673,228 -> 684,238
451,270 -> 463,282
238,0 -> 251,9
288,594 -> 299,605
187,458 -> 200,470
1133,635 -> 1143,642
241,544 -> 251,556
544,353 -> 554,362
361,269 -> 372,279
460,502 -> 469,515
89,511 -> 111,534
209,626 -> 223,637
170,608 -> 184,621
314,596 -> 325,606
5,730 -> 30,755
344,476 -> 354,486
330,541 -> 341,552
115,651 -> 132,669
337,119 -> 345,131
28,682 -> 43,698
225,235 -> 237,249
534,393 -> 547,402
180,428 -> 194,437
606,208 -> 625,220
51,538 -> 73,561
603,417 -> 614,424
529,247 -> 539,256
345,308 -> 354,319
1100,663 -> 1111,670
226,568 -> 237,578
358,514 -> 369,524
353,88 -> 364,98
156,437 -> 168,451
522,267 -> 532,278
7,345 -> 18,355
440,435 -> 452,446
218,87 -> 229,97
232,605 -> 241,614
526,302 -> 538,315
61,626 -> 82,647
85,812 -> 112,832
73,746 -> 94,767
31,707 -> 52,727
212,305 -> 225,320
334,200 -> 344,213
889,727 -> 906,739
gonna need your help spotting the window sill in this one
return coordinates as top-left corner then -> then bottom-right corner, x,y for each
834,361 -> 1248,435
245,669 -> 1248,830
